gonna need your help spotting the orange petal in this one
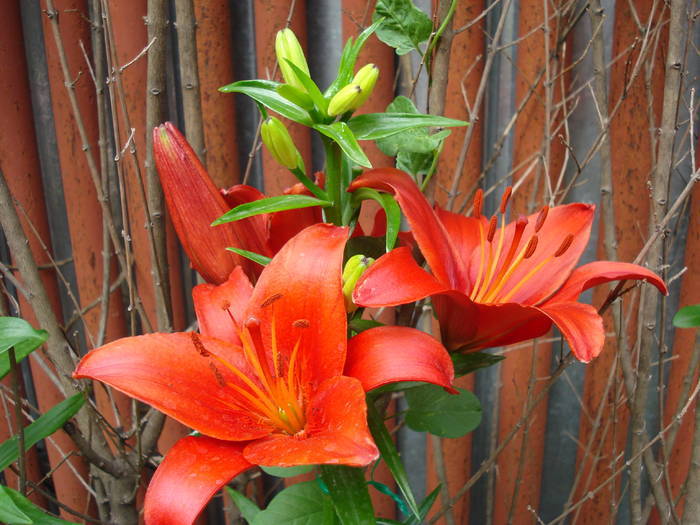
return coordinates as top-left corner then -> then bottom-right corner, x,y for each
243,376 -> 378,467
144,436 -> 252,525
435,206 -> 484,282
538,302 -> 605,362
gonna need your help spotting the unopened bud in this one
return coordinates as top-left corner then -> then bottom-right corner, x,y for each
328,83 -> 363,117
261,117 -> 301,170
275,28 -> 310,92
342,254 -> 375,312
352,64 -> 379,107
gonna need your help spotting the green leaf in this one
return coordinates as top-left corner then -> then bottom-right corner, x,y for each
319,465 -> 376,525
252,481 -> 337,525
0,487 -> 31,525
405,385 -> 481,439
314,123 -> 372,168
0,394 -> 85,471
404,485 -> 441,525
367,403 -> 419,520
285,61 -> 329,114
0,487 -> 76,524
277,84 -> 315,111
220,80 -> 313,126
0,317 -> 48,379
396,150 -> 434,177
213,195 -> 331,225
366,481 -> 408,516
373,0 -> 432,55
348,113 -> 467,141
451,352 -> 504,377
225,487 -> 261,523
351,188 -> 400,251
673,305 -> 700,328
226,248 -> 271,267
348,318 -> 384,333
261,464 -> 314,478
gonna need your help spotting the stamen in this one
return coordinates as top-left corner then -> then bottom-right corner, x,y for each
486,216 -> 498,242
524,236 -> 538,258
220,300 -> 231,311
209,362 -> 226,387
475,214 -> 506,302
191,332 -> 210,357
535,206 -> 549,233
472,189 -> 484,219
293,319 -> 310,328
469,220 -> 487,300
481,217 -> 528,301
499,186 -> 513,214
261,293 -> 283,308
555,234 -> 574,257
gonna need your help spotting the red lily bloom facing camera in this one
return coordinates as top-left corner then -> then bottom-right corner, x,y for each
74,224 -> 454,525
350,169 -> 668,363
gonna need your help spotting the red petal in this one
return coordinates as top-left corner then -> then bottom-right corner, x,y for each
74,333 -> 273,440
193,267 -> 253,345
538,302 -> 605,363
246,224 -> 349,388
268,179 -> 324,253
544,261 -> 668,304
220,184 -> 271,266
145,436 -> 252,525
435,206 -> 483,279
350,169 -> 468,290
243,376 -> 378,467
354,247 -> 451,307
345,326 -> 455,393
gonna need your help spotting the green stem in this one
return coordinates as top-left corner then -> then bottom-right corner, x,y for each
319,465 -> 376,525
322,137 -> 343,224
426,0 -> 458,58
290,167 -> 327,200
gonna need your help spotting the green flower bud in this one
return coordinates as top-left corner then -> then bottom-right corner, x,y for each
327,83 -> 363,117
261,117 -> 301,170
275,28 -> 310,92
342,254 -> 375,312
352,64 -> 379,107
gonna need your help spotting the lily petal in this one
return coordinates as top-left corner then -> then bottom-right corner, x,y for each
435,206 -> 484,279
154,123 -> 244,284
193,267 -> 254,345
144,436 -> 252,525
73,333 -> 274,440
243,376 -> 378,467
544,261 -> 668,304
246,224 -> 348,389
350,168 -> 468,290
354,247 -> 451,307
345,326 -> 455,393
538,302 -> 605,363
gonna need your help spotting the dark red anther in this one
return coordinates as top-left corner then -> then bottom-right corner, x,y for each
554,234 -> 574,257
209,362 -> 226,387
293,319 -> 310,328
499,186 -> 513,214
486,216 -> 498,242
261,293 -> 283,308
191,332 -> 210,357
524,236 -> 538,259
472,189 -> 484,219
535,206 -> 549,233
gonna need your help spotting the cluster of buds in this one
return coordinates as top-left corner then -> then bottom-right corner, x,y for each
342,254 -> 375,312
328,64 -> 379,116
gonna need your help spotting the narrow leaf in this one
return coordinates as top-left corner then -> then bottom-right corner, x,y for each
225,487 -> 261,523
226,248 -> 271,267
213,195 -> 331,225
314,123 -> 372,168
319,465 -> 376,525
0,393 -> 85,471
451,352 -> 505,377
0,487 -> 31,525
405,385 -> 481,439
0,317 -> 48,379
403,485 -> 441,525
219,80 -> 313,125
285,61 -> 329,114
348,113 -> 467,141
673,304 -> 700,328
352,188 -> 400,251
0,487 -> 76,524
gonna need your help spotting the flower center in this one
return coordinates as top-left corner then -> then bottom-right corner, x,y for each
468,188 -> 573,304
193,300 -> 307,435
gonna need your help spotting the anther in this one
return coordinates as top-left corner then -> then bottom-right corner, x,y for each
190,332 -> 210,357
292,319 -> 310,328
209,362 -> 226,387
472,189 -> 484,219
499,186 -> 513,214
535,206 -> 549,233
261,293 -> 283,308
487,216 -> 498,242
524,236 -> 538,258
220,300 -> 231,311
554,234 -> 574,257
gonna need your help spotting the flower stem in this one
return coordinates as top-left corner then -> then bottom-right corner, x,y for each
319,464 -> 376,524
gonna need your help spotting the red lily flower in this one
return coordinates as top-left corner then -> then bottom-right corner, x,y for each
350,169 -> 668,363
73,224 -> 455,524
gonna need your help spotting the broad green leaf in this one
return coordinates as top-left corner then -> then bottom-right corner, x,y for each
376,97 -> 449,156
347,113 -> 467,141
226,248 -> 271,267
261,464 -> 314,478
451,352 -> 505,377
405,385 -> 482,439
314,123 -> 371,168
673,305 -> 700,328
319,465 -> 375,525
252,481 -> 337,525
373,0 -> 432,55
0,487 -> 31,525
0,394 -> 85,471
225,487 -> 261,523
0,487 -> 76,524
351,188 -> 400,251
220,80 -> 313,126
367,403 -> 420,520
368,381 -> 422,396
396,151 -> 434,178
0,317 -> 48,379
213,195 -> 331,225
